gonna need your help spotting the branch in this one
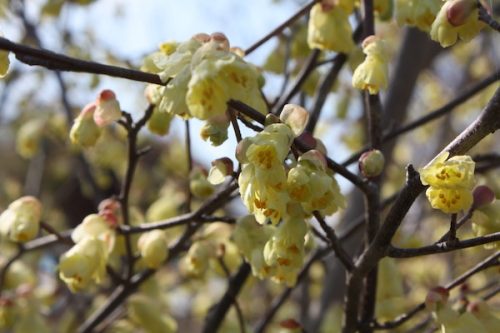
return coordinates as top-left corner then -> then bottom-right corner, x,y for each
342,86 -> 500,333
478,4 -> 500,32
0,37 -> 163,85
388,232 -> 500,258
373,251 -> 500,330
342,70 -> 500,166
244,0 -> 318,55
202,263 -> 251,333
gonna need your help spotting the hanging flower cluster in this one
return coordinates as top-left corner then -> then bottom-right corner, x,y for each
420,151 -> 476,214
234,105 -> 345,286
142,32 -> 267,145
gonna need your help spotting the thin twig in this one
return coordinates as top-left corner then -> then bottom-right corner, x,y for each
244,0 -> 318,55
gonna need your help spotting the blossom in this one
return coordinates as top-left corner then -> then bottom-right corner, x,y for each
69,103 -> 102,147
59,237 -> 108,292
430,0 -> 485,48
307,3 -> 354,53
263,210 -> 308,286
232,215 -> 275,279
352,36 -> 389,94
0,196 -> 42,243
238,124 -> 294,224
72,214 -> 115,253
420,152 -> 475,213
137,230 -> 169,269
287,150 -> 345,216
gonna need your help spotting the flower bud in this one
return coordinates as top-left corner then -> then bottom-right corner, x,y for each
472,185 -> 495,209
235,137 -> 252,164
70,103 -> 102,147
94,89 -> 121,127
446,0 -> 476,26
280,318 -> 302,330
0,196 -> 42,243
425,286 -> 449,312
359,149 -> 385,178
208,157 -> 234,185
210,32 -> 230,51
280,104 -> 309,137
137,230 -> 169,269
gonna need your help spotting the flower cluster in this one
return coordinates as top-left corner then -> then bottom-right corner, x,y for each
395,0 -> 441,31
69,89 -> 121,147
0,196 -> 42,243
352,35 -> 389,95
420,152 -> 475,214
430,0 -> 485,47
235,105 -> 345,285
143,32 -> 266,146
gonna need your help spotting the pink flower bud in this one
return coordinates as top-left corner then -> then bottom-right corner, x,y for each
472,185 -> 495,209
446,0 -> 476,27
192,32 -> 211,43
210,32 -> 230,51
93,89 -> 121,127
425,286 -> 449,311
208,157 -> 234,185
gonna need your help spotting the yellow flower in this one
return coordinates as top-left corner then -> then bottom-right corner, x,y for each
263,211 -> 308,287
430,0 -> 485,48
59,237 -> 108,292
307,3 -> 354,53
72,214 -> 116,253
426,187 -> 473,214
420,152 -> 476,213
137,230 -> 169,269
232,215 -> 275,279
186,60 -> 229,120
69,103 -> 102,147
0,196 -> 42,243
420,152 -> 475,189
288,150 -> 345,216
93,90 -> 121,127
352,36 -> 389,94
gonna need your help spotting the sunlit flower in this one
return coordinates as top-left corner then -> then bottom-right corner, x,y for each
0,196 -> 42,243
430,0 -> 485,47
395,0 -> 441,32
59,237 -> 108,292
307,3 -> 354,53
69,103 -> 102,147
420,152 -> 475,213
